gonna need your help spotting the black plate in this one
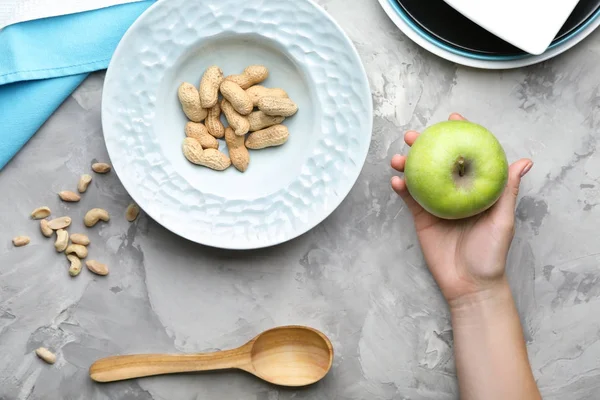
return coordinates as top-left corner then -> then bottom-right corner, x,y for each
397,0 -> 600,56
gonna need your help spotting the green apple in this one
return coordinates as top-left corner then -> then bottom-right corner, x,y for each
404,120 -> 508,219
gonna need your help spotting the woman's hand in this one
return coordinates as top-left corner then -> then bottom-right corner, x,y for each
390,113 -> 533,305
392,113 -> 541,400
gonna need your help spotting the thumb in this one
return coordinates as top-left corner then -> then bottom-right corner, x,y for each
492,158 -> 533,217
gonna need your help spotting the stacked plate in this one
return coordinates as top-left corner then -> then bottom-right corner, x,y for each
378,0 -> 600,69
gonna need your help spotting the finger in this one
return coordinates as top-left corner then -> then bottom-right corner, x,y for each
404,130 -> 420,146
490,158 -> 533,219
391,155 -> 406,172
449,113 -> 466,121
391,176 -> 424,216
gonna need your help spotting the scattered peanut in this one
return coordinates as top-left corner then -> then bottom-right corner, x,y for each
58,191 -> 81,202
182,138 -> 231,171
125,203 -> 140,222
199,66 -> 224,108
78,174 -> 92,193
12,236 -> 30,247
70,233 -> 90,246
67,254 -> 82,277
221,99 -> 250,136
246,85 -> 288,106
177,82 -> 207,122
225,127 -> 250,173
84,208 -> 110,227
66,244 -> 88,259
40,220 -> 53,238
185,122 -> 218,149
248,111 -> 285,131
258,96 -> 298,117
35,347 -> 56,364
246,125 -> 290,149
54,229 -> 69,253
31,206 -> 51,220
219,81 -> 253,115
48,216 -> 72,230
91,163 -> 111,174
224,65 -> 269,89
205,103 -> 225,139
86,260 -> 109,276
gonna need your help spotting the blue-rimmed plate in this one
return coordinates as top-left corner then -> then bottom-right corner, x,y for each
102,0 -> 372,249
396,0 -> 600,57
379,0 -> 600,68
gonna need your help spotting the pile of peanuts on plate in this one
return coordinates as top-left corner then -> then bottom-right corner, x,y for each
177,65 -> 298,172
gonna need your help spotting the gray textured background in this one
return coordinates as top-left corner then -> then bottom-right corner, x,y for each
1,1 -> 600,399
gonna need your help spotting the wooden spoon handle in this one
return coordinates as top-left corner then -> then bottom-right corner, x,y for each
89,348 -> 251,382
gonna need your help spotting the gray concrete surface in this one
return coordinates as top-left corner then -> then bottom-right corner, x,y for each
1,1 -> 600,398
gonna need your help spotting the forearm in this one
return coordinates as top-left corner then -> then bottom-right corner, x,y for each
449,279 -> 541,400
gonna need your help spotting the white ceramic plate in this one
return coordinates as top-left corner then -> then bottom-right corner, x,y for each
379,0 -> 600,69
102,0 -> 372,249
444,0 -> 580,55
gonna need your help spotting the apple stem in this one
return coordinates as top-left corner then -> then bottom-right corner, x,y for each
458,157 -> 465,177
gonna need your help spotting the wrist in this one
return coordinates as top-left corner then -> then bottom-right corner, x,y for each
448,279 -> 515,324
448,278 -> 541,400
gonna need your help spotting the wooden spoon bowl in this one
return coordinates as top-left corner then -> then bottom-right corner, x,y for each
249,326 -> 333,386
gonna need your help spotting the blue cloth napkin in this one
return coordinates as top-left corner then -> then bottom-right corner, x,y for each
0,0 -> 155,170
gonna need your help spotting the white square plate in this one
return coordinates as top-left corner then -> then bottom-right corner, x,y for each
443,0 -> 581,54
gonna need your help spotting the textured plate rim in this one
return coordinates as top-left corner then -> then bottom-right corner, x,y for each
378,0 -> 600,69
102,0 -> 373,250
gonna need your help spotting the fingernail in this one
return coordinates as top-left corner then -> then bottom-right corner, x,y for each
520,162 -> 533,177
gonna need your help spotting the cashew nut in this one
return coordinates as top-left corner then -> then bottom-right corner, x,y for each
86,260 -> 109,276
40,220 -> 53,238
84,208 -> 110,227
78,174 -> 92,193
12,236 -> 30,247
67,254 -> 82,277
54,229 -> 69,252
65,244 -> 88,259
126,203 -> 140,222
70,233 -> 90,246
91,163 -> 111,174
58,191 -> 81,202
31,206 -> 51,220
35,347 -> 56,364
48,216 -> 72,230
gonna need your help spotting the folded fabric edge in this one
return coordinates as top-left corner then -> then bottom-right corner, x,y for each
0,59 -> 110,87
0,73 -> 88,170
0,0 -> 146,31
0,0 -> 153,86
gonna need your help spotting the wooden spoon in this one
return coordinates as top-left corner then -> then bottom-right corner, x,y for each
89,325 -> 333,387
